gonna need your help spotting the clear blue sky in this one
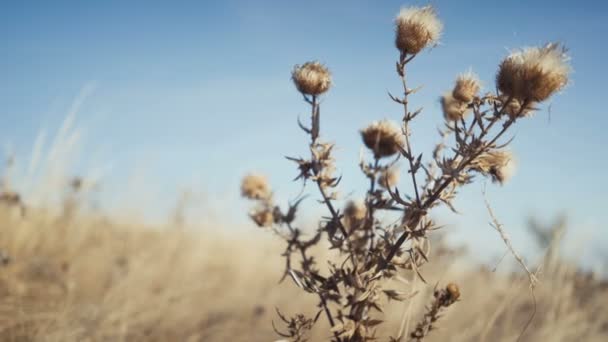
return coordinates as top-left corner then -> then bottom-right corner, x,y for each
1,0 -> 606,268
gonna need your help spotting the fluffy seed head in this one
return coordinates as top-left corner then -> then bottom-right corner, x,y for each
360,120 -> 405,158
291,61 -> 332,96
379,166 -> 400,190
441,92 -> 470,121
249,208 -> 274,228
395,6 -> 443,54
452,71 -> 481,103
343,200 -> 367,231
497,43 -> 570,102
472,150 -> 516,184
240,173 -> 271,200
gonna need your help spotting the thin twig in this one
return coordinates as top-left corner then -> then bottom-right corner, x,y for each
482,185 -> 537,342
398,53 -> 422,207
482,186 -> 537,287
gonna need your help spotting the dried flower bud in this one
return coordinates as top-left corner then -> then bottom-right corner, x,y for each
241,173 -> 271,200
452,71 -> 481,103
343,200 -> 367,231
471,150 -> 516,185
499,96 -> 536,119
395,6 -> 443,54
446,283 -> 460,301
249,207 -> 274,228
291,61 -> 332,96
379,166 -> 400,190
361,120 -> 405,158
440,92 -> 469,121
497,43 -> 570,102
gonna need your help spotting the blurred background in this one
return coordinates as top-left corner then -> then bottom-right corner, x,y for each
1,0 -> 606,268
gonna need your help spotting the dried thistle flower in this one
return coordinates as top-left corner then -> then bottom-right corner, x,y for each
343,199 -> 367,231
395,5 -> 443,54
452,71 -> 481,103
291,61 -> 332,96
241,173 -> 271,200
440,92 -> 469,121
361,120 -> 405,158
471,150 -> 516,184
499,96 -> 536,119
379,166 -> 400,190
249,207 -> 274,228
446,282 -> 461,301
497,43 -> 571,102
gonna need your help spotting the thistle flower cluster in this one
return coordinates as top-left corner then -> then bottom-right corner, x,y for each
241,4 -> 571,342
441,72 -> 481,121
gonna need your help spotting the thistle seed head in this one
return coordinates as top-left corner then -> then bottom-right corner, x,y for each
379,166 -> 400,190
343,199 -> 367,231
497,43 -> 570,102
249,207 -> 274,228
395,5 -> 443,54
241,173 -> 271,200
291,61 -> 332,96
440,92 -> 469,121
360,120 -> 405,158
472,150 -> 516,185
452,71 -> 481,103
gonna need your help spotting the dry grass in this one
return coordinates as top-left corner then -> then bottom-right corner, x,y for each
0,202 -> 605,341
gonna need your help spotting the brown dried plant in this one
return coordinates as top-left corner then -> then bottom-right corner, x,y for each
241,4 -> 571,342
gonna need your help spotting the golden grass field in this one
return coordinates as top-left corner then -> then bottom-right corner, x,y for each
0,199 -> 605,341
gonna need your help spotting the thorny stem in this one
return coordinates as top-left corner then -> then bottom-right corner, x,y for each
365,157 -> 380,262
422,114 -> 517,209
375,52 -> 422,272
453,120 -> 462,157
379,230 -> 409,270
398,53 -> 422,207
465,108 -> 479,140
381,97 -> 525,271
304,96 -> 359,341
303,254 -> 342,342
317,181 -> 348,238
409,285 -> 459,341
308,95 -> 350,239
427,97 -> 519,208
287,223 -> 342,342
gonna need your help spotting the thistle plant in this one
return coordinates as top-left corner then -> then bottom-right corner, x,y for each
241,4 -> 571,341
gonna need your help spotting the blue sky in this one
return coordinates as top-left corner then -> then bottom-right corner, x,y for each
1,0 -> 606,267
